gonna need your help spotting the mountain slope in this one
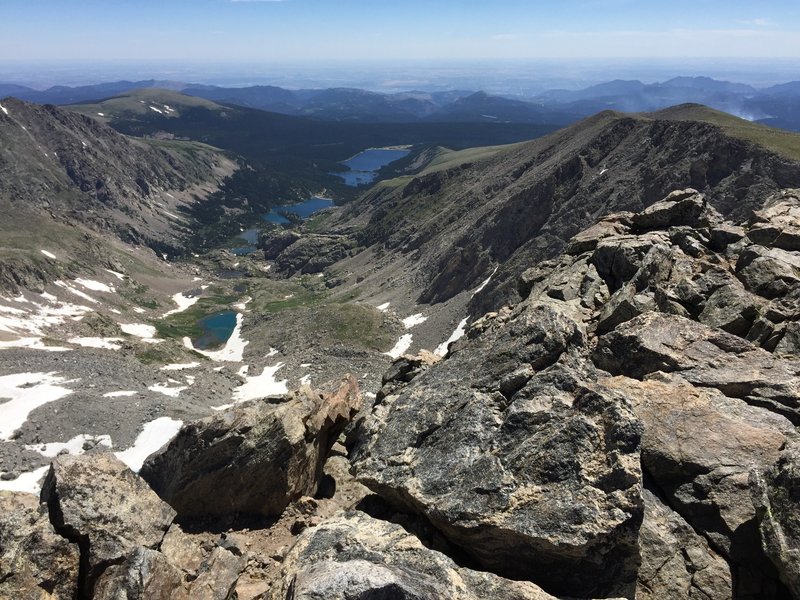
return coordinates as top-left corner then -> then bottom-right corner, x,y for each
314,105 -> 800,324
0,97 -> 236,288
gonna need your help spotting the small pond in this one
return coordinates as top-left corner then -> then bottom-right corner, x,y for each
193,310 -> 238,350
334,147 -> 411,187
263,196 -> 335,224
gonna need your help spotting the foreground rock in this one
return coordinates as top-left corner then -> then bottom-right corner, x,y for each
40,453 -> 176,595
272,510 -> 560,600
0,491 -> 80,600
752,440 -> 800,598
353,303 -> 643,598
141,376 -> 362,518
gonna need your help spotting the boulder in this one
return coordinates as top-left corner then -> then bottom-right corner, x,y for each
637,488 -> 732,600
594,312 -> 800,423
601,374 -> 794,598
353,301 -> 643,598
698,283 -> 763,337
40,453 -> 176,595
141,376 -> 362,518
93,547 -> 184,600
737,246 -> 800,299
272,511 -> 560,600
565,212 -> 632,255
751,440 -> 800,599
0,491 -> 80,600
631,189 -> 719,232
260,229 -> 301,259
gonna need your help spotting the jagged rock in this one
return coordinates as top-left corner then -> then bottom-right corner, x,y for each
0,491 -> 80,600
186,547 -> 245,600
737,246 -> 800,299
591,232 -> 669,291
141,376 -> 362,518
709,223 -> 746,251
631,189 -> 719,232
751,440 -> 800,598
750,190 -> 800,251
594,312 -> 800,423
260,229 -> 301,259
39,453 -> 176,596
272,511 -> 560,600
274,235 -> 356,274
775,321 -> 800,356
637,488 -> 732,600
353,301 -> 643,599
698,283 -> 763,336
601,374 -> 794,599
93,547 -> 184,600
596,282 -> 655,333
565,212 -> 632,255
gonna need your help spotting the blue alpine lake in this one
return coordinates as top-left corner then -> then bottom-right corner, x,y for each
263,196 -> 335,224
335,148 -> 411,186
193,310 -> 237,350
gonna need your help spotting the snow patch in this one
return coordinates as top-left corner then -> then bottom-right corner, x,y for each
0,337 -> 70,351
0,372 -> 77,440
97,112 -> 105,116
471,267 -> 498,298
149,106 -> 163,114
299,374 -> 311,386
162,291 -> 199,317
231,363 -> 288,404
0,466 -> 49,495
435,317 -> 469,357
103,391 -> 137,398
376,302 -> 391,312
160,362 -> 200,371
40,250 -> 56,259
402,313 -> 428,329
149,383 -> 188,397
115,417 -> 183,472
68,337 -> 123,350
104,269 -> 126,281
120,323 -> 157,339
385,334 -> 413,359
54,281 -> 98,304
26,434 -> 112,458
0,103 -> 8,116
233,296 -> 251,311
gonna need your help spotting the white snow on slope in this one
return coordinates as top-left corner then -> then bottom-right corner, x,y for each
120,323 -> 158,338
104,269 -> 126,281
0,466 -> 49,495
40,250 -> 56,259
74,278 -> 115,293
149,106 -> 163,114
385,334 -> 413,359
231,363 -> 288,404
0,296 -> 92,338
0,103 -> 8,116
0,372 -> 76,440
162,292 -> 199,317
402,313 -> 428,329
68,337 -> 123,350
115,417 -> 183,472
471,267 -> 498,297
0,337 -> 70,351
103,391 -> 138,398
376,302 -> 391,312
26,434 -> 112,458
434,317 -> 469,357
148,383 -> 188,397
161,362 -> 200,371
54,281 -> 98,304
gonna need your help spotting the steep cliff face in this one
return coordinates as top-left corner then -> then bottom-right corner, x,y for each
327,106 -> 800,315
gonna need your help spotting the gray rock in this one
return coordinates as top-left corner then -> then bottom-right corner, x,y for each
272,511 -> 561,600
698,283 -> 763,337
141,376 -> 362,518
353,302 -> 643,598
751,440 -> 800,599
596,282 -> 655,334
0,491 -> 80,600
39,453 -> 176,596
631,189 -> 719,232
594,312 -> 800,423
565,212 -> 632,255
775,321 -> 800,357
93,547 -> 184,600
602,374 -> 794,599
637,488 -> 732,600
737,246 -> 800,299
709,223 -> 746,251
260,229 -> 301,259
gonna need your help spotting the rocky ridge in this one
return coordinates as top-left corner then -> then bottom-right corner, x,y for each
3,188 -> 800,599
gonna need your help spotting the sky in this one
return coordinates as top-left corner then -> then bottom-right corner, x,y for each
0,0 -> 799,62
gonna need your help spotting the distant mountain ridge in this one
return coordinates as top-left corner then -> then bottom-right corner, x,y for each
4,75 -> 800,130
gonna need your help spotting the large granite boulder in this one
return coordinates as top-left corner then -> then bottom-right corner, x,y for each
40,453 -> 176,596
0,491 -> 80,600
141,376 -> 362,518
272,511 -> 560,600
602,374 -> 794,598
631,188 -> 721,232
353,302 -> 643,598
594,312 -> 800,423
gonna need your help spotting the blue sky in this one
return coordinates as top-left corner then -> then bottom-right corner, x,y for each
1,0 -> 798,61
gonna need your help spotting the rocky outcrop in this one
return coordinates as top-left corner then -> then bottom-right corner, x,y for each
40,453 -> 177,596
353,303 -> 644,598
751,440 -> 800,598
272,511 -> 560,600
0,491 -> 80,600
141,376 -> 362,518
260,229 -> 357,275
